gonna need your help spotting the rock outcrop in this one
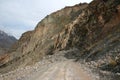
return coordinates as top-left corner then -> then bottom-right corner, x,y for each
0,0 -> 120,77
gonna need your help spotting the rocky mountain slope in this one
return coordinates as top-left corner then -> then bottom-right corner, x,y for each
0,30 -> 17,55
0,0 -> 120,79
0,3 -> 88,71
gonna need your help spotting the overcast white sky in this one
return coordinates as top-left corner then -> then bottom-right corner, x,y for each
0,0 -> 92,39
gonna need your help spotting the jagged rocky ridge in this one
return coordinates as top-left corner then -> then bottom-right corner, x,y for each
0,0 -> 120,78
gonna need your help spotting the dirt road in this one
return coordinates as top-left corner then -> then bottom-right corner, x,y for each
0,61 -> 94,80
24,61 -> 93,80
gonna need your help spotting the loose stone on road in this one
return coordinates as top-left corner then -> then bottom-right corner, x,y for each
29,61 -> 93,80
0,61 -> 94,80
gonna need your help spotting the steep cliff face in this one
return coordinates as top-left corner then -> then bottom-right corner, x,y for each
55,0 -> 120,50
0,0 -> 120,75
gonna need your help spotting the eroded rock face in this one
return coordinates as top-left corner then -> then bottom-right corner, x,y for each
55,0 -> 120,73
0,0 -> 120,75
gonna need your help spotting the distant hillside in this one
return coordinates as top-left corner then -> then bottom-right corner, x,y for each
0,30 -> 17,54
